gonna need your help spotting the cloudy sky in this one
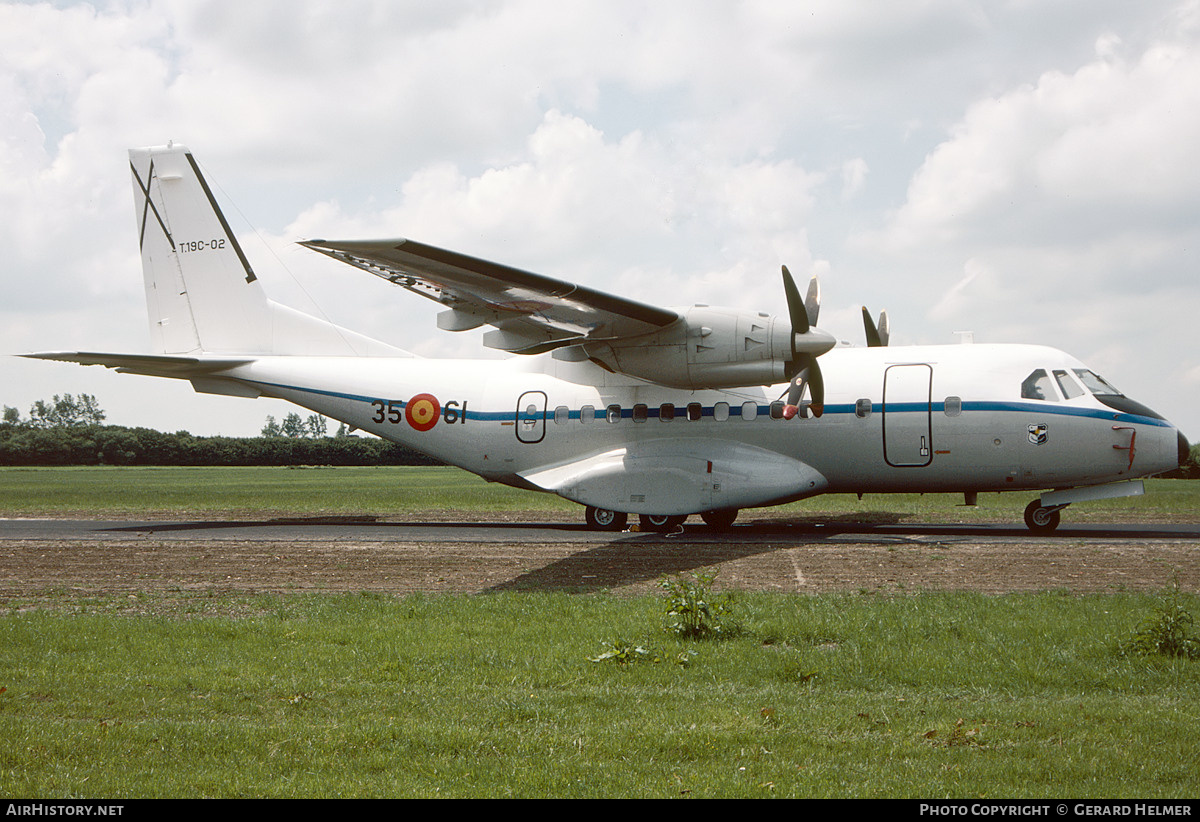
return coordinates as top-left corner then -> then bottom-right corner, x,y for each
3,0 -> 1198,440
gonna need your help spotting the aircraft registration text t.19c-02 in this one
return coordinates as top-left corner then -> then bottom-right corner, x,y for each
24,144 -> 1190,532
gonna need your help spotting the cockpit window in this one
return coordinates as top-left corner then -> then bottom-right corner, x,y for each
1021,369 -> 1058,401
1053,369 -> 1085,400
1073,369 -> 1123,397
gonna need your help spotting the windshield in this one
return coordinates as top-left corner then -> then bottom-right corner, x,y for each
1073,369 -> 1123,396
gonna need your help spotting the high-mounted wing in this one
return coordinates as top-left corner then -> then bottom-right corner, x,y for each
303,237 -> 836,391
301,238 -> 678,355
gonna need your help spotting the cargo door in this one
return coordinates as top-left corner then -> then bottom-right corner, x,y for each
883,363 -> 933,467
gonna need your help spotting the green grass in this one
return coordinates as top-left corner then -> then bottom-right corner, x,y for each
1,589 -> 1198,798
0,466 -> 1195,523
0,465 -> 577,518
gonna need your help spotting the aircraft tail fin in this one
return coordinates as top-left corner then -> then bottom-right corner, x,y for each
129,144 -> 408,357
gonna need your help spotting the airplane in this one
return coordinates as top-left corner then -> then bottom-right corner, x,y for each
23,143 -> 1190,533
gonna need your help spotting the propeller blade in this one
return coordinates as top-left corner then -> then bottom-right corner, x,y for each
862,307 -> 890,347
781,265 -> 809,334
805,275 -> 820,328
862,307 -> 882,347
781,355 -> 825,419
808,357 -> 825,417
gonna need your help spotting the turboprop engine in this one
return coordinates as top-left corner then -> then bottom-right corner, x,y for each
573,268 -> 836,411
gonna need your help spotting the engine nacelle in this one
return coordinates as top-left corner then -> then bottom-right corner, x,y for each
581,306 -> 805,389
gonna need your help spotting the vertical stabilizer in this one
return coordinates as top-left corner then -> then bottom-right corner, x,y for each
130,144 -> 270,354
129,144 -> 409,357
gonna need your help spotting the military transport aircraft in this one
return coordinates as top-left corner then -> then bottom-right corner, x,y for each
24,144 -> 1190,532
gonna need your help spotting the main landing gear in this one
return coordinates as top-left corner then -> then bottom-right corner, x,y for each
583,506 -> 740,532
584,506 -> 627,531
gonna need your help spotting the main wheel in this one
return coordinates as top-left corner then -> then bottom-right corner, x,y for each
700,508 -> 738,531
639,513 -> 686,532
585,506 -> 627,531
1023,499 -> 1062,533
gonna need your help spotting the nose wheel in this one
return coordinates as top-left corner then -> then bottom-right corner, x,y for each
1023,499 -> 1064,533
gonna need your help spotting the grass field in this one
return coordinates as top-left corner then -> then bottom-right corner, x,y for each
0,465 -> 1197,523
1,467 -> 1198,798
1,589 -> 1199,798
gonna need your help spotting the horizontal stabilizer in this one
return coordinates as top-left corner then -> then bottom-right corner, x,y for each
19,351 -> 253,379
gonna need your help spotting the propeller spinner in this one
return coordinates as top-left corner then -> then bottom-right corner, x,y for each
780,265 -> 835,419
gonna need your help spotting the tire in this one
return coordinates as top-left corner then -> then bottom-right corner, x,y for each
639,514 -> 686,532
1023,499 -> 1062,533
700,509 -> 738,531
585,506 -> 627,531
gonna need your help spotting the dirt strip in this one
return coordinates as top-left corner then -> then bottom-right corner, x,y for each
2,534 -> 1196,601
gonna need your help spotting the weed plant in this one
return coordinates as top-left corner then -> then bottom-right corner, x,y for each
659,570 -> 737,639
1119,578 -> 1200,660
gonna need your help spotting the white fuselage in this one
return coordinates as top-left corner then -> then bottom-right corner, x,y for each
211,342 -> 1182,516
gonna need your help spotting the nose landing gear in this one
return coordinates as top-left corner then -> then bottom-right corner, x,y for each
1023,499 -> 1065,533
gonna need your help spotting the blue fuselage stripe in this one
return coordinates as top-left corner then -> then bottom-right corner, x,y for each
242,379 -> 1174,430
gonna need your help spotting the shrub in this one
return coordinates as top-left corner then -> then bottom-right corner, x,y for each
1119,580 -> 1200,660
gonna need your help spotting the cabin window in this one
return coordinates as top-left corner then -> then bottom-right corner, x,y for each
606,404 -> 622,423
632,403 -> 648,423
659,403 -> 675,422
856,398 -> 872,418
769,400 -> 785,420
1020,369 -> 1058,401
554,406 -> 569,425
1053,370 -> 1084,400
713,402 -> 730,422
943,396 -> 962,417
741,401 -> 758,421
686,402 -> 703,421
580,405 -> 595,424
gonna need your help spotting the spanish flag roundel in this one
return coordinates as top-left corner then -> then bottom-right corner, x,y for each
405,393 -> 440,432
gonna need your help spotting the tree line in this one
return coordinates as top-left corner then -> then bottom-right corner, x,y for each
1,395 -> 439,467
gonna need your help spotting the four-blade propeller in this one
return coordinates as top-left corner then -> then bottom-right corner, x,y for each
778,269 -> 890,419
781,265 -> 834,419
